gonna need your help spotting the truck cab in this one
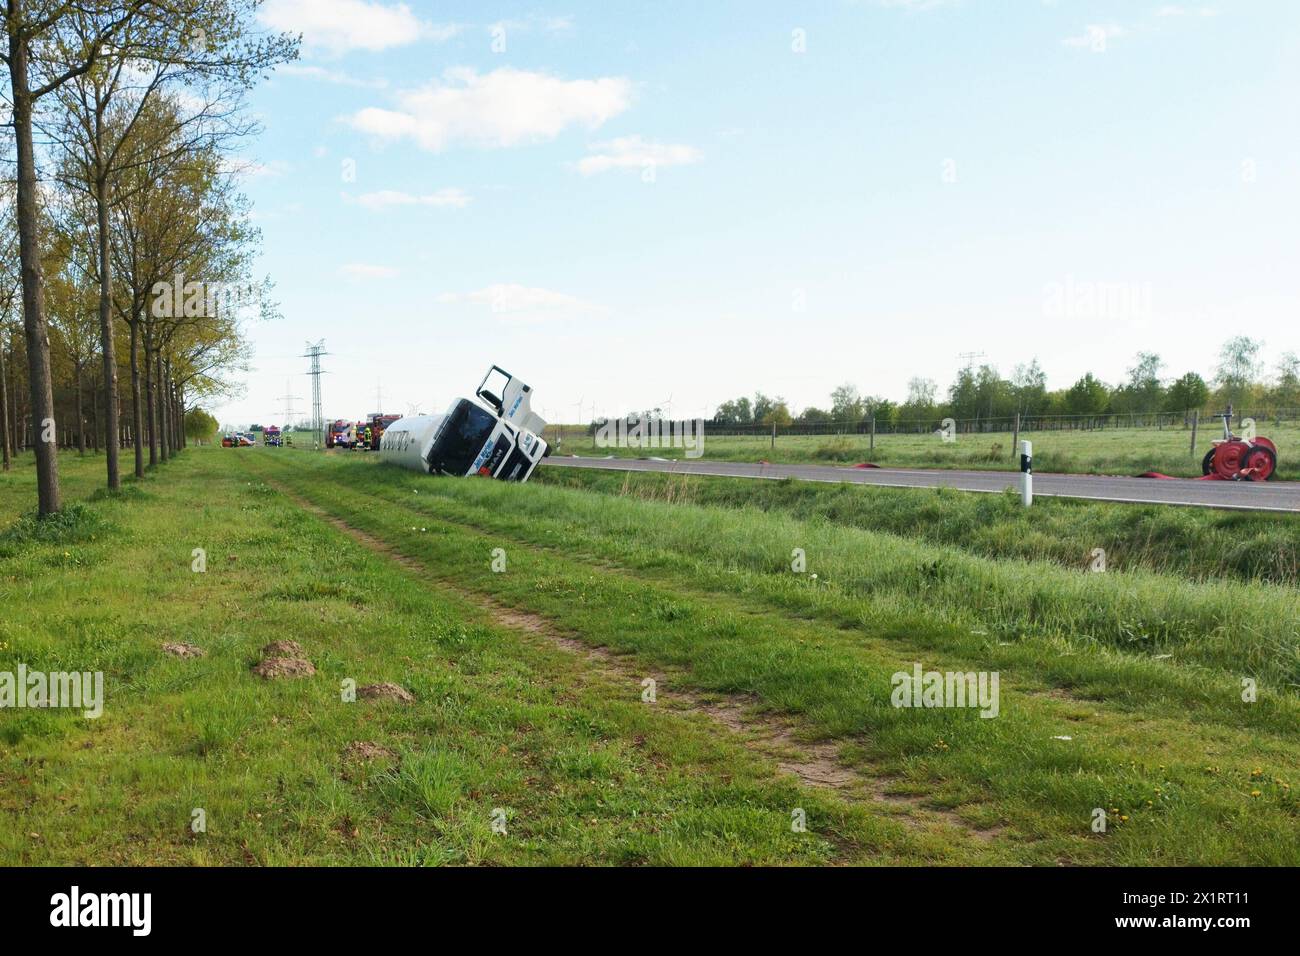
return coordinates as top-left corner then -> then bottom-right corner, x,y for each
379,367 -> 549,481
328,421 -> 357,449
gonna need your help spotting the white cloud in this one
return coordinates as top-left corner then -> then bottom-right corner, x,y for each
340,263 -> 400,280
347,67 -> 632,152
1062,23 -> 1127,49
258,0 -> 461,55
437,283 -> 596,319
576,136 -> 702,176
345,189 -> 471,210
278,64 -> 388,89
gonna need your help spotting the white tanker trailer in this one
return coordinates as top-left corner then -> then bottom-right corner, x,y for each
378,366 -> 550,481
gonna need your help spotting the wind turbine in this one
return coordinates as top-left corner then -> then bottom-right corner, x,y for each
657,393 -> 674,422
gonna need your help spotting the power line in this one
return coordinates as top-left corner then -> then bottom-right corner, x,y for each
276,378 -> 302,428
301,340 -> 330,450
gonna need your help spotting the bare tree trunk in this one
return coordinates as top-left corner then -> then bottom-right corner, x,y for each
95,173 -> 121,488
91,372 -> 100,453
17,377 -> 26,452
76,367 -> 86,454
0,327 -> 10,471
168,365 -> 182,453
157,351 -> 170,462
9,346 -> 19,456
145,333 -> 158,467
7,336 -> 18,458
166,368 -> 175,456
169,381 -> 179,452
9,36 -> 61,514
129,320 -> 145,477
164,371 -> 173,453
177,386 -> 186,448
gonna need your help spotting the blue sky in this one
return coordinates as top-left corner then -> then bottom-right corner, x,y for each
217,0 -> 1300,427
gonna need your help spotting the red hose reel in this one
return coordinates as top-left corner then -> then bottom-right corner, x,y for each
1199,411 -> 1277,481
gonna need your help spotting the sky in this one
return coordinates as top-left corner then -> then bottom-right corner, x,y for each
214,0 -> 1300,428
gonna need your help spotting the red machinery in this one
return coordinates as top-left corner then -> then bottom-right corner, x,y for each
367,413 -> 401,450
1201,409 -> 1277,481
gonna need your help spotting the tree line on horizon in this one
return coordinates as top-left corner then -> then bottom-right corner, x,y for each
1,1 -> 298,517
709,337 -> 1299,430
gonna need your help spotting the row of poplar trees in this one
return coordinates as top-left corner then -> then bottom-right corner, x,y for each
1,0 -> 298,516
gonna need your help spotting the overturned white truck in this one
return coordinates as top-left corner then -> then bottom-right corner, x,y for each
379,366 -> 550,481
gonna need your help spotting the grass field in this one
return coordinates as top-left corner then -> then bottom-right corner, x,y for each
537,468 -> 1300,587
2,447 -> 1298,865
547,421 -> 1300,481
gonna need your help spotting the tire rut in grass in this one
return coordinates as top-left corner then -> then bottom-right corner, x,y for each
387,493 -> 1111,718
270,477 -> 1003,843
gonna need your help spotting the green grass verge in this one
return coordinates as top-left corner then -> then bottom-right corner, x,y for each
233,449 -> 1300,865
1,448 -> 950,865
536,468 -> 1300,587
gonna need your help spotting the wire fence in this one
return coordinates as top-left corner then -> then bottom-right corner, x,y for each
542,407 -> 1300,450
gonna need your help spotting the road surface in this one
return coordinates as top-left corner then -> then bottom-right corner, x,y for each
547,456 -> 1300,513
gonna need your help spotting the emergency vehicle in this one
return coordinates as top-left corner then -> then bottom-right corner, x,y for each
367,414 -> 401,450
327,420 -> 357,449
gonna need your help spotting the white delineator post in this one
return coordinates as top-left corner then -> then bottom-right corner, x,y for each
1020,439 -> 1033,507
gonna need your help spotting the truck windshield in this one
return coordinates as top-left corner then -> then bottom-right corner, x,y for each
427,400 -> 497,475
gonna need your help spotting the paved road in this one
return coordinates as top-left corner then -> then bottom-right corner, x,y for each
547,456 -> 1300,512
